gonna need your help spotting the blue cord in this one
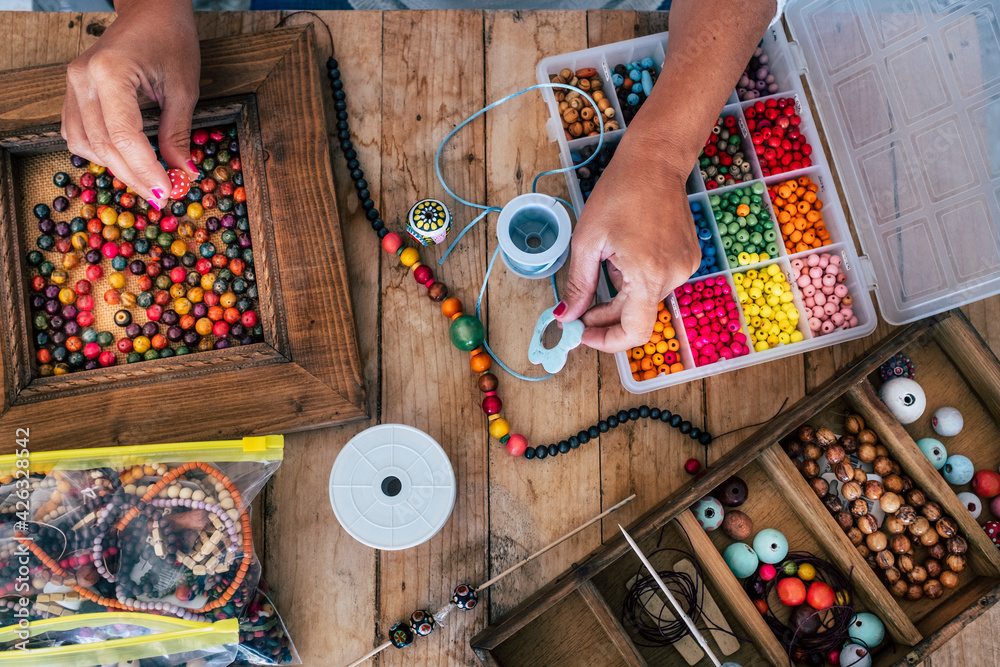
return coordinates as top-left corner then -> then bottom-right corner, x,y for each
434,83 -> 607,381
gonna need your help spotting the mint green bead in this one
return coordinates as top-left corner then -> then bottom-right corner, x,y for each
746,214 -> 758,226
736,230 -> 750,243
727,255 -> 738,266
766,243 -> 780,256
709,195 -> 720,207
731,243 -> 744,254
751,182 -> 765,194
750,232 -> 763,245
723,542 -> 759,578
727,222 -> 739,235
764,230 -> 777,242
722,237 -> 733,250
450,315 -> 485,351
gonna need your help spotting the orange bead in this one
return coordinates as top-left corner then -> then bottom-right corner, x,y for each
441,297 -> 463,318
471,353 -> 492,373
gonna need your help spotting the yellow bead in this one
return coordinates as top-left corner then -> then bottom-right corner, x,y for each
797,563 -> 816,581
746,270 -> 758,280
133,336 -> 151,353
99,208 -> 118,226
755,341 -> 770,352
186,202 -> 204,219
778,331 -> 791,344
71,232 -> 89,250
170,240 -> 187,257
50,269 -> 67,285
58,288 -> 75,304
174,298 -> 192,315
759,252 -> 770,261
108,272 -> 126,289
749,253 -> 760,264
767,264 -> 780,276
411,261 -> 422,272
489,418 -> 510,440
117,211 -> 136,229
200,274 -> 215,290
399,247 -> 420,267
88,162 -> 106,175
791,331 -> 804,343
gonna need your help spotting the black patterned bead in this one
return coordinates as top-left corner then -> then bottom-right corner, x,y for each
617,410 -> 629,423
535,445 -> 547,459
628,408 -> 639,421
588,426 -> 600,439
607,415 -> 619,428
639,405 -> 650,418
679,421 -> 691,435
548,444 -> 558,457
558,441 -> 570,454
598,420 -> 609,433
669,414 -> 682,427
650,408 -> 661,420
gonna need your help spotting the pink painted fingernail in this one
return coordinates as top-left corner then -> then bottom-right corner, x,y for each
553,301 -> 567,317
151,188 -> 164,199
187,160 -> 199,174
148,199 -> 161,212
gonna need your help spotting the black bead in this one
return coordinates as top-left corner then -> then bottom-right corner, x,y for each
699,432 -> 713,445
558,441 -> 570,454
660,410 -> 672,422
535,445 -> 547,459
639,405 -> 650,418
338,111 -> 350,122
340,139 -> 353,151
366,209 -> 380,221
650,408 -> 661,420
350,168 -> 364,181
334,90 -> 346,101
332,79 -> 344,91
355,179 -> 368,190
617,410 -> 629,423
334,101 -> 347,111
344,148 -> 358,160
628,408 -> 639,421
338,129 -> 351,141
524,447 -> 535,460
568,436 -> 580,448
358,189 -> 371,201
371,219 -> 385,231
347,158 -> 360,170
588,426 -> 600,439
689,427 -> 701,439
336,120 -> 349,131
548,444 -> 558,458
564,439 -> 576,450
326,57 -> 339,70
607,415 -> 619,428
361,198 -> 375,210
577,431 -> 589,444
679,421 -> 692,435
377,227 -> 389,239
598,421 -> 609,433
669,414 -> 682,427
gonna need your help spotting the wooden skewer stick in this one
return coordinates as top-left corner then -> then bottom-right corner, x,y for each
345,494 -> 637,667
618,524 -> 723,667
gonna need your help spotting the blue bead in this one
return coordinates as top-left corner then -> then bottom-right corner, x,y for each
641,57 -> 654,69
752,528 -> 788,564
626,93 -> 640,106
698,227 -> 713,241
916,437 -> 947,470
723,543 -> 758,578
691,201 -> 701,213
848,612 -> 885,648
641,70 -> 654,95
570,151 -> 582,163
629,69 -> 641,81
943,454 -> 974,485
631,83 -> 643,95
611,73 -> 624,86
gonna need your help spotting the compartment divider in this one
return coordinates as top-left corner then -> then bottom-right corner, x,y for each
757,444 -> 923,646
931,312 -> 1000,428
578,579 -> 649,667
676,510 -> 789,665
844,379 -> 1000,578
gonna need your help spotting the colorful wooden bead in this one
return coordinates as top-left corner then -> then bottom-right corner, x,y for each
399,247 -> 420,267
382,232 -> 403,254
449,315 -> 485,351
984,521 -> 1000,548
722,510 -> 753,541
692,496 -> 725,531
684,458 -> 701,475
167,168 -> 191,199
409,610 -> 435,637
973,470 -> 1000,498
916,438 -> 947,470
879,353 -> 915,381
848,612 -> 884,647
406,199 -> 452,245
943,455 -> 975,485
451,584 -> 477,610
752,528 -> 788,564
714,476 -> 748,507
878,377 -> 925,424
389,621 -> 414,648
723,542 -> 759,579
957,492 -> 982,519
505,434 -> 527,457
932,407 -> 963,437
441,297 -> 462,318
777,576 -> 806,606
806,581 -> 834,610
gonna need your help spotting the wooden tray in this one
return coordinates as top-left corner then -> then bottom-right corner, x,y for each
0,27 -> 367,450
471,310 -> 1000,666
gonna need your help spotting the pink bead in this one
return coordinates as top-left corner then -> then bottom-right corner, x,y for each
827,295 -> 841,307
812,306 -> 825,318
824,302 -> 838,315
821,285 -> 835,295
830,255 -> 843,266
721,284 -> 732,295
381,232 -> 403,253
506,434 -> 528,456
705,277 -> 715,287
728,321 -> 741,333
821,321 -> 836,334
687,329 -> 698,342
814,292 -> 826,306
734,332 -> 747,344
720,332 -> 731,343
831,312 -> 845,326
809,267 -> 823,279
694,281 -> 705,292
804,297 -> 814,308
679,307 -> 691,318
837,273 -> 847,283
684,316 -> 697,328
849,316 -> 858,327
678,294 -> 692,306
802,284 -> 816,297
821,274 -> 835,287
825,264 -> 840,275
809,317 -> 822,331
698,316 -> 710,326
732,342 -> 744,355
840,307 -> 853,319
797,275 -> 810,288
720,347 -> 734,359
807,253 -> 820,266
715,307 -> 727,318
818,254 -> 830,268
682,283 -> 693,294
834,284 -> 848,298
790,259 -> 805,272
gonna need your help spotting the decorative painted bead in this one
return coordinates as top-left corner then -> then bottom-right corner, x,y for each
943,455 -> 975,485
406,199 -> 452,245
399,247 -> 420,267
984,521 -> 1000,548
506,434 -> 527,457
409,610 -> 435,637
449,315 -> 485,351
451,584 -> 478,610
714,476 -> 748,507
389,621 -> 414,649
752,528 -> 788,564
167,168 -> 191,199
878,377 -> 925,424
916,438 -> 947,470
932,407 -> 963,437
723,542 -> 758,578
382,232 -> 403,254
692,496 -> 725,531
879,353 -> 915,381
848,612 -> 885,648
684,458 -> 701,475
957,492 -> 982,519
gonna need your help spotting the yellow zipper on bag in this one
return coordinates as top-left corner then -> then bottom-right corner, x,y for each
0,435 -> 283,473
0,613 -> 239,666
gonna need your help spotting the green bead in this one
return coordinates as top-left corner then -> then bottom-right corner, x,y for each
175,346 -> 190,356
97,331 -> 114,347
127,352 -> 142,364
766,243 -> 780,256
500,434 -> 510,444
449,315 -> 485,351
143,350 -> 160,361
751,182 -> 765,195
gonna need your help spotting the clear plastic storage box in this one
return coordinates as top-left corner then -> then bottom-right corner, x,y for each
536,0 -> 1000,393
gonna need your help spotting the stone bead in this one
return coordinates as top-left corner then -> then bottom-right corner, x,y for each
449,315 -> 485,351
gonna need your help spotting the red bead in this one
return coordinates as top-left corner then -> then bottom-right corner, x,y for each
160,216 -> 178,233
241,311 -> 258,328
684,458 -> 702,475
85,265 -> 103,281
77,312 -> 95,327
414,264 -> 433,285
506,434 -> 527,456
99,351 -> 116,367
213,321 -> 230,337
167,168 -> 191,199
77,295 -> 95,312
170,267 -> 187,283
382,232 -> 403,254
102,242 -> 118,258
482,395 -> 502,415
117,338 -> 133,353
83,343 -> 101,359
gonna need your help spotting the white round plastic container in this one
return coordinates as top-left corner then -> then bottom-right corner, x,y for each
329,424 -> 456,550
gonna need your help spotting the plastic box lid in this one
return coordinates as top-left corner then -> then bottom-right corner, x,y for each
785,0 -> 1000,324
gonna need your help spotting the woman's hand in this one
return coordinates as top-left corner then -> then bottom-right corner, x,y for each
62,0 -> 200,210
555,138 -> 701,353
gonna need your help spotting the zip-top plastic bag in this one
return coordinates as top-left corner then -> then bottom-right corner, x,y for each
0,435 -> 298,666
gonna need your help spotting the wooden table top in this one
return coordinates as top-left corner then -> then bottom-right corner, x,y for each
2,9 -> 999,667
